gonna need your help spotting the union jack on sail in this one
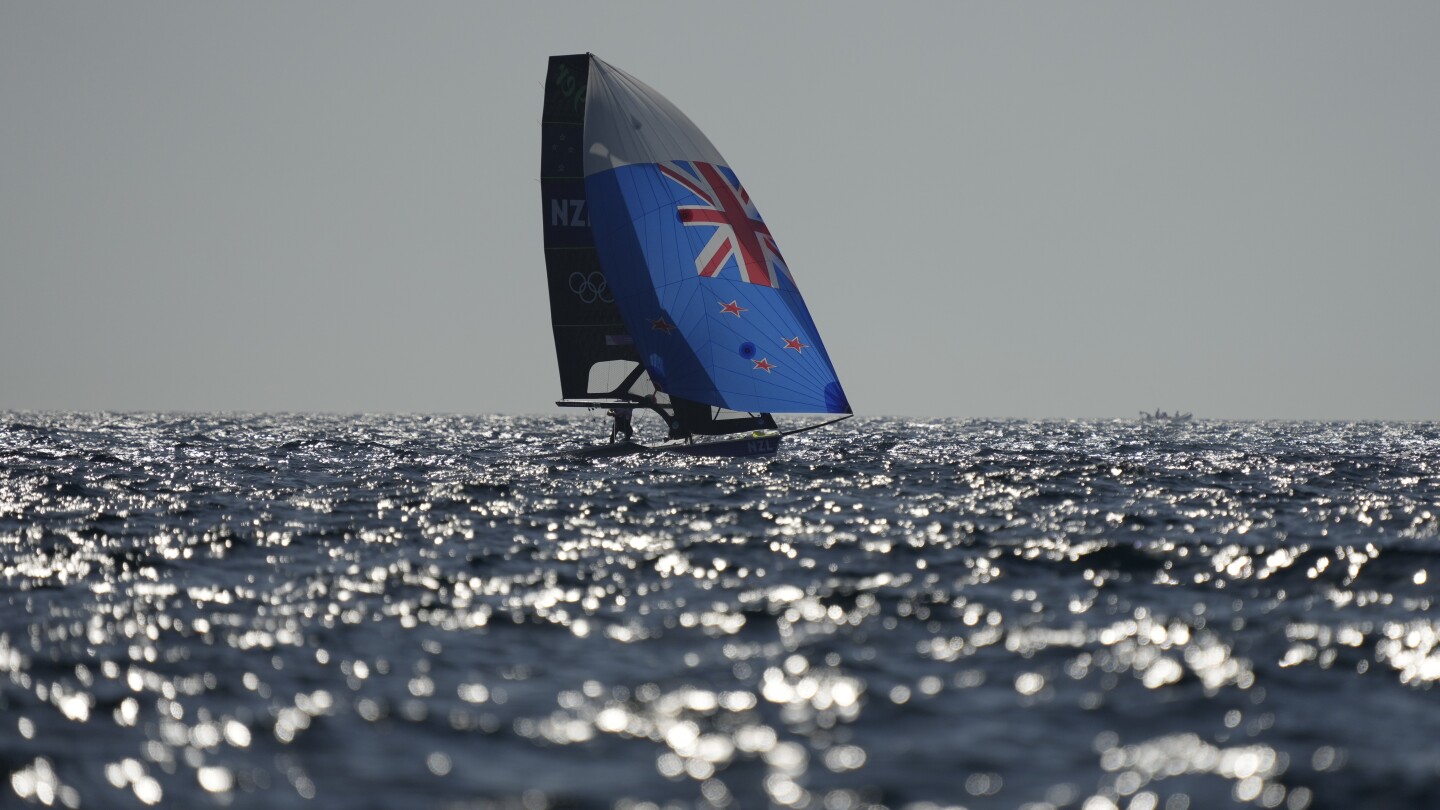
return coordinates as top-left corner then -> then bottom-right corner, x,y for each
659,161 -> 791,288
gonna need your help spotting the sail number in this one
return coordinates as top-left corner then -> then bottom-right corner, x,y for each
550,199 -> 588,227
744,437 -> 776,455
554,62 -> 587,114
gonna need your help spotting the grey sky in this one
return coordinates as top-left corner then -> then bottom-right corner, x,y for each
3,3 -> 1436,419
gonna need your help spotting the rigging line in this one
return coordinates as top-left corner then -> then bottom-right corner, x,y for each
778,414 -> 853,437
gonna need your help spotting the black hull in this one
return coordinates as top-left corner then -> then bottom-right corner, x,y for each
652,433 -> 781,457
544,433 -> 782,460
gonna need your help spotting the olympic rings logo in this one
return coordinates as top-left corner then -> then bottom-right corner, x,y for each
569,272 -> 613,304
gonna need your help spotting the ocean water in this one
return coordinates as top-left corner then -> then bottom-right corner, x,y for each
2,413 -> 1438,810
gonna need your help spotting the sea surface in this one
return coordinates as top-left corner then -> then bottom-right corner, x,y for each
2,413 -> 1438,810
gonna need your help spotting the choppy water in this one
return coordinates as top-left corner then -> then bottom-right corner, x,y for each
2,413 -> 1439,810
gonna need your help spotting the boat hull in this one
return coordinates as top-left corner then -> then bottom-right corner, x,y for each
546,432 -> 782,460
652,432 -> 782,457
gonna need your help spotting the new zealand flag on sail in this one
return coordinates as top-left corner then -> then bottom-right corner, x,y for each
586,161 -> 849,415
659,161 -> 792,288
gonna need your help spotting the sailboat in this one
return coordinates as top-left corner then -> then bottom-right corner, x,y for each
1139,409 -> 1193,423
539,54 -> 851,457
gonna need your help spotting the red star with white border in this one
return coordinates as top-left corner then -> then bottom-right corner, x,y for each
719,300 -> 746,317
752,357 -> 775,373
783,336 -> 808,353
649,317 -> 676,334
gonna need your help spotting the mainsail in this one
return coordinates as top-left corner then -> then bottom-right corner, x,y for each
540,54 -> 849,438
539,55 -> 638,403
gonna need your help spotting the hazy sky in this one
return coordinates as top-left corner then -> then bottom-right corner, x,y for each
3,3 -> 1436,419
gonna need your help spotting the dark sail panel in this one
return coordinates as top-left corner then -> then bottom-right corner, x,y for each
542,54 -> 590,126
541,54 -> 637,400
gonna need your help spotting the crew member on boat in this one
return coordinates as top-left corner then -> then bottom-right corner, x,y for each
607,404 -> 634,444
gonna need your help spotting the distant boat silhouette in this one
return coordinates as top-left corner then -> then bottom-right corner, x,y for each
1139,409 -> 1193,423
